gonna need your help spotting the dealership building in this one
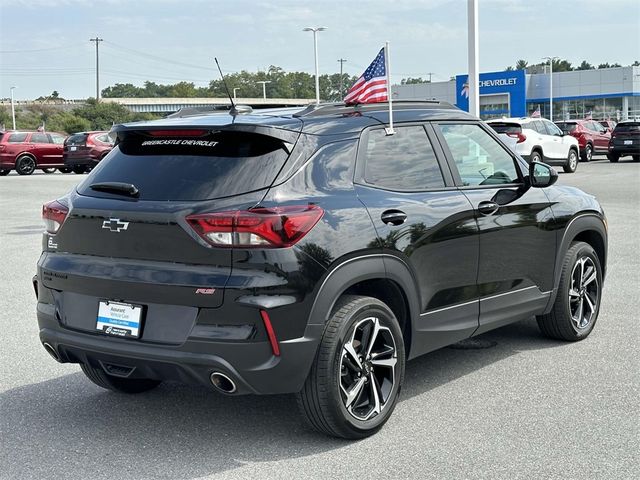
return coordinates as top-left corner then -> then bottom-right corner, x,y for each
392,66 -> 640,122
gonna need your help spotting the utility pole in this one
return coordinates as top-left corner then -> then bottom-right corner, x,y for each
10,86 -> 17,130
89,36 -> 103,101
426,72 -> 434,83
338,58 -> 347,97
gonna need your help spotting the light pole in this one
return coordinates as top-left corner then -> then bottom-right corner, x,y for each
542,56 -> 559,120
10,86 -> 17,130
303,27 -> 327,104
338,58 -> 347,97
233,88 -> 240,101
256,81 -> 271,99
467,0 -> 479,117
90,36 -> 103,101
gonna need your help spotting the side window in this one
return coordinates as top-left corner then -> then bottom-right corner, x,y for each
522,122 -> 537,134
363,125 -> 445,191
438,123 -> 521,187
545,121 -> 562,136
50,133 -> 65,145
8,133 -> 28,143
533,121 -> 548,135
31,133 -> 49,144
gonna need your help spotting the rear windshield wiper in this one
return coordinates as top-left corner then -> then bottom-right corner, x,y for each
90,182 -> 139,198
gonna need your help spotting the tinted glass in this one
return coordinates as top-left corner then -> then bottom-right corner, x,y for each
363,126 -> 444,191
78,131 -> 290,201
8,133 -> 28,143
66,133 -> 88,146
488,123 -> 522,134
556,122 -> 577,134
31,133 -> 50,144
438,123 -> 520,187
50,133 -> 65,144
545,121 -> 563,136
614,123 -> 640,134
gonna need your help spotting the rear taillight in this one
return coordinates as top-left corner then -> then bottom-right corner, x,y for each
86,136 -> 94,146
42,200 -> 69,234
186,205 -> 324,248
507,132 -> 527,143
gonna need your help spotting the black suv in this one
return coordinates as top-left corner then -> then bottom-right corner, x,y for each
35,102 -> 607,439
607,120 -> 640,162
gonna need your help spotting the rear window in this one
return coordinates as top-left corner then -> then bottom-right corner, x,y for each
78,130 -> 291,201
66,133 -> 88,146
613,123 -> 640,134
556,122 -> 577,134
8,133 -> 28,143
488,123 -> 522,135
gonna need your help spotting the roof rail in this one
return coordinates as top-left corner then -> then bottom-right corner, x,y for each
293,100 -> 456,117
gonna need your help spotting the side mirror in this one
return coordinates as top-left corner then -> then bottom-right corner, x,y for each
529,161 -> 558,188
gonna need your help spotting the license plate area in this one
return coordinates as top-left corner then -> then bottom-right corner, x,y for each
623,140 -> 633,145
97,301 -> 143,338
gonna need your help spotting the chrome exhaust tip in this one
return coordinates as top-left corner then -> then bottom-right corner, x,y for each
210,372 -> 237,394
42,342 -> 62,363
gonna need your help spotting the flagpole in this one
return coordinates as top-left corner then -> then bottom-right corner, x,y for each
384,41 -> 395,135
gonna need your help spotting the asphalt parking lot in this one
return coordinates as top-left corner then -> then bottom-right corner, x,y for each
1,158 -> 638,480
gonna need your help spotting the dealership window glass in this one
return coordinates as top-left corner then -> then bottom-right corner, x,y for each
363,126 -> 444,190
31,133 -> 49,144
438,123 -> 520,187
8,133 -> 28,143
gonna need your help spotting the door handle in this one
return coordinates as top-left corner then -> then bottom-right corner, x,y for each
477,201 -> 499,216
381,210 -> 407,226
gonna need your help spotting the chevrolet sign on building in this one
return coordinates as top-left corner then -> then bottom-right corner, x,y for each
456,70 -> 526,118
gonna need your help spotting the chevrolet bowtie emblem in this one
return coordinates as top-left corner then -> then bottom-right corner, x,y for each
102,218 -> 130,233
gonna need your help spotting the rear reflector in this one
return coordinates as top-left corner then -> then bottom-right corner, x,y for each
186,205 -> 323,248
42,200 -> 69,234
260,309 -> 280,356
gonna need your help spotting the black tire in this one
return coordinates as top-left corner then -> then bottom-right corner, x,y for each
72,165 -> 87,174
530,150 -> 542,163
563,148 -> 578,173
581,144 -> 593,162
58,167 -> 72,173
15,155 -> 36,175
537,241 -> 602,341
42,167 -> 56,174
297,295 -> 405,439
0,169 -> 9,176
80,363 -> 161,394
607,153 -> 619,163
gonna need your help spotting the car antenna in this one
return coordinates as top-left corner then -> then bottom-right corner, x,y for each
214,57 -> 251,116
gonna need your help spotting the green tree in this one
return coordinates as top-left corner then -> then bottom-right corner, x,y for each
401,77 -> 426,85
102,83 -> 145,98
73,100 -> 135,130
515,59 -> 528,70
576,60 -> 594,71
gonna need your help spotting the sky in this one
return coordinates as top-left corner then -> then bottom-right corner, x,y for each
1,0 -> 639,100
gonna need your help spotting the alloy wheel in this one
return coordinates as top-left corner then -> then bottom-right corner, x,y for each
568,256 -> 599,330
339,316 -> 398,421
569,151 -> 578,171
17,157 -> 36,175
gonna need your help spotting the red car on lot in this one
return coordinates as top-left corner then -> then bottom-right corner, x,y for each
598,120 -> 617,133
63,131 -> 114,174
0,130 -> 67,176
555,120 -> 611,162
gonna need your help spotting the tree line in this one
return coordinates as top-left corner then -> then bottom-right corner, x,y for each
102,66 -> 360,101
0,99 -> 158,134
506,58 -> 639,73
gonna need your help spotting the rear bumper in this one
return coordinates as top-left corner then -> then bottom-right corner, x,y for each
63,155 -> 100,167
37,301 -> 323,395
608,144 -> 639,156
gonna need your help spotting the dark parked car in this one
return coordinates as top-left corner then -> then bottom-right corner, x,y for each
555,120 -> 611,162
607,120 -> 640,162
598,120 -> 617,133
0,130 -> 67,175
63,131 -> 114,174
35,102 -> 608,439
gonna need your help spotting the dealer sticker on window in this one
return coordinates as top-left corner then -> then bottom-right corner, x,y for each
97,301 -> 143,338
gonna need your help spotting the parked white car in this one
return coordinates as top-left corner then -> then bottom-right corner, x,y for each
487,117 -> 580,173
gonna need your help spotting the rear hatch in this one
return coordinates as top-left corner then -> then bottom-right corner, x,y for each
611,122 -> 640,147
555,122 -> 578,135
40,125 -> 300,342
63,133 -> 89,160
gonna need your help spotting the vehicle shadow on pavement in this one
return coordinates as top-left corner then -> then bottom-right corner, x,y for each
0,317 -> 563,480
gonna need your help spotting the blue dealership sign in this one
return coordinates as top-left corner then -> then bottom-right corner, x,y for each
456,70 -> 526,117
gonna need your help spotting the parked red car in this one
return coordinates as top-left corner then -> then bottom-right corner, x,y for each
63,131 -> 114,174
0,130 -> 67,176
554,120 -> 611,162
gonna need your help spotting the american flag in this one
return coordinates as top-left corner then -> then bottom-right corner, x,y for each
344,48 -> 388,104
585,111 -> 593,120
531,106 -> 541,118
